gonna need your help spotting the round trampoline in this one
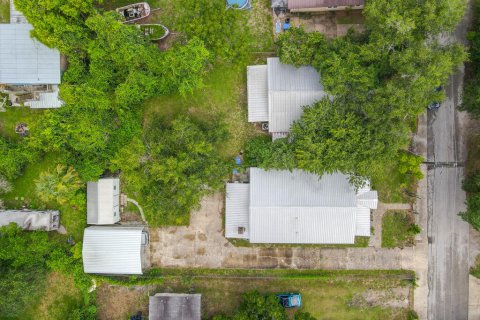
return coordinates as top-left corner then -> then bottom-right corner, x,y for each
226,0 -> 250,9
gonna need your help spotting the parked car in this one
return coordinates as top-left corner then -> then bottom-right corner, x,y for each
276,292 -> 302,308
427,86 -> 444,110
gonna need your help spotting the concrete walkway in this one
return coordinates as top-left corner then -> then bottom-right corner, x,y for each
369,203 -> 412,248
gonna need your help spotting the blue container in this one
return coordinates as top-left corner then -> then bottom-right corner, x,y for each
226,0 -> 249,9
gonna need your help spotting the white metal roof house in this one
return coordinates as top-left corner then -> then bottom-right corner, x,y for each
225,168 -> 378,244
82,226 -> 148,275
247,57 -> 326,140
149,293 -> 201,320
0,0 -> 62,108
87,178 -> 120,225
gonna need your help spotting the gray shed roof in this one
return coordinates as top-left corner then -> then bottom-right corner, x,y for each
225,183 -> 250,239
87,178 -> 120,225
0,24 -> 61,85
149,293 -> 201,320
83,226 -> 144,275
247,58 -> 325,134
247,65 -> 269,122
225,168 -> 378,244
250,168 -> 357,208
268,58 -> 325,133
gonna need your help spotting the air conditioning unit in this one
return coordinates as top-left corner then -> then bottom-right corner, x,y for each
261,122 -> 269,131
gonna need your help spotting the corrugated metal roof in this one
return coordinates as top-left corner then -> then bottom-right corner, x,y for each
268,90 -> 325,132
87,178 -> 120,225
247,65 -> 269,122
267,58 -> 323,92
355,206 -> 370,236
0,24 -> 61,85
246,58 -> 325,134
225,183 -> 250,239
250,206 -> 356,244
149,294 -> 201,320
357,191 -> 379,210
288,0 -> 364,10
250,168 -> 357,208
10,0 -> 28,24
82,226 -> 144,275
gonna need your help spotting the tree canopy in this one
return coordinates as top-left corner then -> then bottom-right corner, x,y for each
111,116 -> 230,225
13,0 -> 211,179
258,0 -> 466,181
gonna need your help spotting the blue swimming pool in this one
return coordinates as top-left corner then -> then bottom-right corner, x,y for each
226,0 -> 249,9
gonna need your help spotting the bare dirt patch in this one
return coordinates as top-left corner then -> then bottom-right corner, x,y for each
97,284 -> 152,320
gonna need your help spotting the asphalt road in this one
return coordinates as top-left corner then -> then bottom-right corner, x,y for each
426,3 -> 472,319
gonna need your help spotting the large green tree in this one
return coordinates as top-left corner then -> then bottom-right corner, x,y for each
111,116 -> 230,225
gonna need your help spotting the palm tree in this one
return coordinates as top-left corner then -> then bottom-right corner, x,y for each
35,165 -> 82,205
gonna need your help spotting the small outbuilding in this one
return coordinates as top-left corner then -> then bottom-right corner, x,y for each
87,178 -> 120,225
82,226 -> 147,275
149,293 -> 201,320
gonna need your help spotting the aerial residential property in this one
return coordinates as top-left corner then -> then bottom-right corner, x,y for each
0,0 -> 476,319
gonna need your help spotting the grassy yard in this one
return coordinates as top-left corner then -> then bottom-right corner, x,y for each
1,108 -> 86,239
97,269 -> 415,320
372,162 -> 418,204
0,107 -> 46,141
1,151 -> 86,240
20,272 -> 84,320
382,210 -> 418,248
0,0 -> 8,23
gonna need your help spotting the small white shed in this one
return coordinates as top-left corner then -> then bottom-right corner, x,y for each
87,178 -> 120,225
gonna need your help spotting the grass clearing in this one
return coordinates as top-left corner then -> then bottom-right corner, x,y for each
0,107 -> 46,141
97,269 -> 415,320
21,272 -> 84,320
382,210 -> 418,248
0,0 -> 8,23
2,152 -> 86,240
466,133 -> 480,175
372,162 -> 417,204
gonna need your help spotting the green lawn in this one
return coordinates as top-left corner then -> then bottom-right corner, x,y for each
0,107 -> 46,141
371,162 -> 418,204
2,152 -> 86,240
382,210 -> 418,248
97,269 -> 415,320
0,0 -> 9,23
21,272 -> 84,320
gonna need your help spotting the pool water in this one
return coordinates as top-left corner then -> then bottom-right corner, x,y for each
227,0 -> 248,8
